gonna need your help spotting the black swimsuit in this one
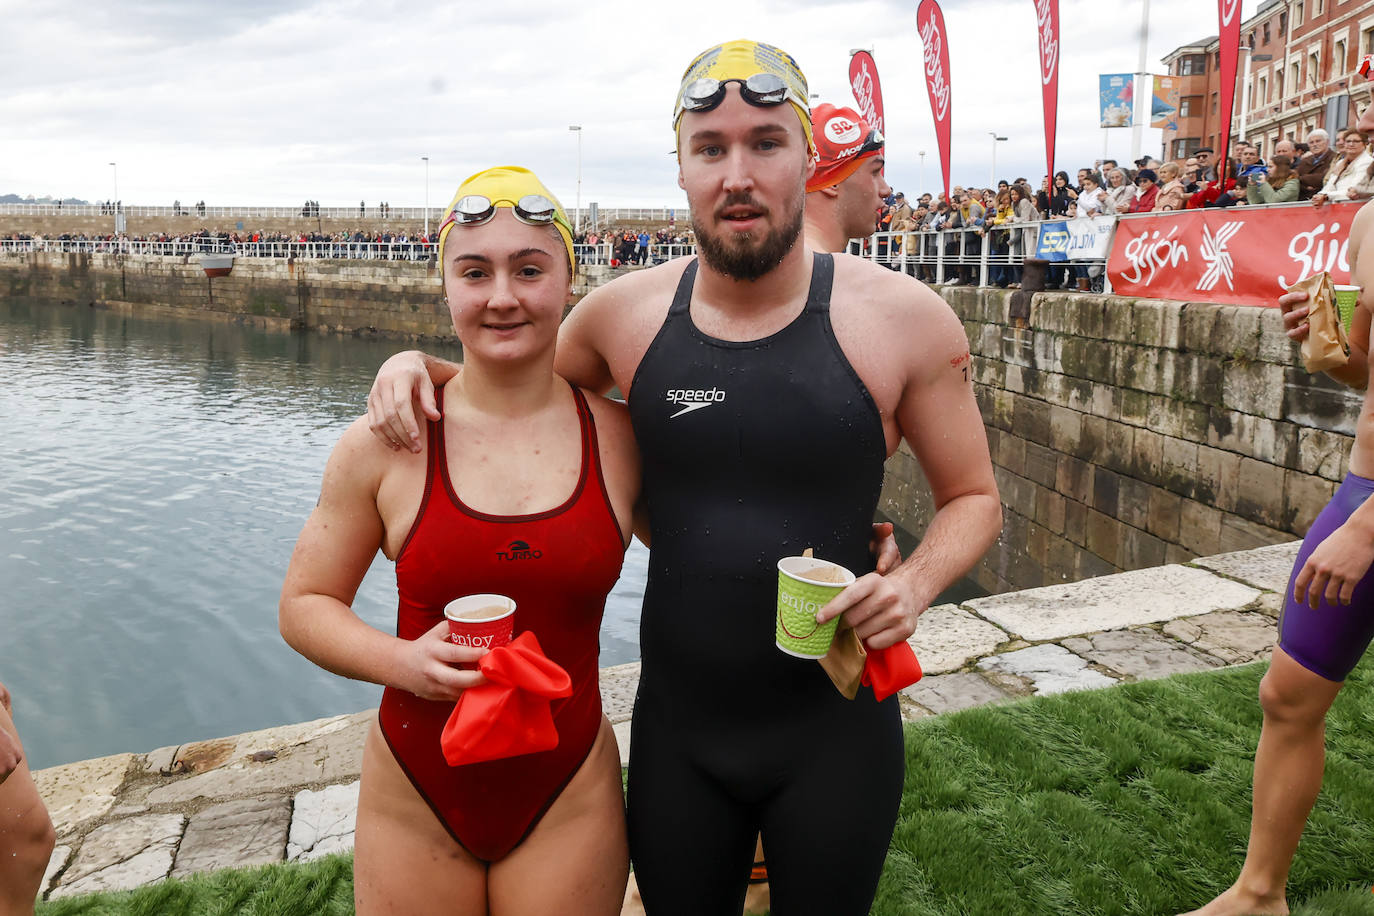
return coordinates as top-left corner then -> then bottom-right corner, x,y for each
626,253 -> 904,915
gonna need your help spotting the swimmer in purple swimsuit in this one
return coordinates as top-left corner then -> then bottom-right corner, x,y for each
1178,111 -> 1374,916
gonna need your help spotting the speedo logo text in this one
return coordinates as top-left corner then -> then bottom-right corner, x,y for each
665,387 -> 726,419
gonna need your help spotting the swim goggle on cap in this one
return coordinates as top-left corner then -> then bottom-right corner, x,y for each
437,166 -> 575,275
807,103 -> 884,192
673,39 -> 814,155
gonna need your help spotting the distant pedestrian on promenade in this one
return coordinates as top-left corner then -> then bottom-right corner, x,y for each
0,679 -> 56,916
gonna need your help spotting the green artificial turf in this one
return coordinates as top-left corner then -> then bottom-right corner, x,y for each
38,657 -> 1374,915
874,656 -> 1374,916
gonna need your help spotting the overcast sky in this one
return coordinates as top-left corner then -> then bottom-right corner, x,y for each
2,0 -> 1263,210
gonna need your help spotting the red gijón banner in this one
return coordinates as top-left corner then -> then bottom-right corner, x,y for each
1034,0 -> 1059,188
1107,203 -> 1360,307
917,0 -> 953,204
848,50 -> 885,137
1216,0 -> 1242,180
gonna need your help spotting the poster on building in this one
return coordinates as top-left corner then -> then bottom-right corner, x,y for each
1151,76 -> 1180,131
1099,73 -> 1133,127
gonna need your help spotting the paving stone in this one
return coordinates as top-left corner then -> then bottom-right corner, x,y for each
966,565 -> 1260,641
1193,541 -> 1301,593
141,744 -> 180,776
1060,629 -> 1223,681
599,662 -> 640,723
31,753 -> 135,836
43,845 -> 71,898
899,672 -> 1012,714
288,782 -> 359,862
977,644 -> 1119,695
1162,611 -> 1278,665
50,813 -> 185,899
909,604 -> 1010,674
171,796 -> 291,878
898,698 -> 935,722
1252,592 -> 1284,619
613,720 -> 633,768
146,713 -> 369,806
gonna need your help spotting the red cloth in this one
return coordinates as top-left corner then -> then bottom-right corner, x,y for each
440,632 -> 573,767
861,642 -> 923,702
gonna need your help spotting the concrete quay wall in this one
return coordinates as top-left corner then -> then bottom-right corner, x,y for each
29,540 -> 1298,901
0,250 -> 455,339
882,287 -> 1358,594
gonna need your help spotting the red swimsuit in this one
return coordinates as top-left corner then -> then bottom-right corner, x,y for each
379,383 -> 625,862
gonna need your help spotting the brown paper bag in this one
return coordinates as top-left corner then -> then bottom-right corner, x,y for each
1292,272 -> 1350,373
819,621 -> 866,699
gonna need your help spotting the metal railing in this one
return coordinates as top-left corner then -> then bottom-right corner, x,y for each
0,203 -> 691,225
853,221 -> 1109,290
0,237 -> 702,265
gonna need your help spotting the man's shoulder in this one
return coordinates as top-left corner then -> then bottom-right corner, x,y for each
831,253 -> 956,320
569,257 -> 692,336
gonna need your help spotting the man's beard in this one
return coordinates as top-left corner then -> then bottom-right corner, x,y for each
692,189 -> 804,281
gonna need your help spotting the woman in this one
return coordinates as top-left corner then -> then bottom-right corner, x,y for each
1007,184 -> 1038,288
1153,162 -> 1187,211
0,680 -> 55,916
1127,169 -> 1159,212
986,189 -> 1015,287
280,166 -> 639,916
1106,169 -> 1136,211
1247,154 -> 1300,204
1048,171 -> 1076,216
1312,130 -> 1374,205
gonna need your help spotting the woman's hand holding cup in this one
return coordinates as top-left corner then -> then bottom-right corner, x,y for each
395,620 -> 488,702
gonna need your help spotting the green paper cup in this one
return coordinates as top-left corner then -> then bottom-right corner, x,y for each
775,557 -> 856,659
1334,284 -> 1360,333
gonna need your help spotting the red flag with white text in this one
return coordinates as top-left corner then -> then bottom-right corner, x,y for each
848,50 -> 886,137
1216,0 -> 1242,180
1034,0 -> 1059,188
917,0 -> 953,203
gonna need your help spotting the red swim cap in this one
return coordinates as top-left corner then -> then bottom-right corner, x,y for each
807,103 -> 883,193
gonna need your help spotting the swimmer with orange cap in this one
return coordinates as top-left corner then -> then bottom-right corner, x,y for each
804,103 -> 892,253
366,39 -> 1000,915
281,166 -> 641,916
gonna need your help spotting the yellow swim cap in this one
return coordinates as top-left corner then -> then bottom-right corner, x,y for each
437,166 -> 575,276
673,39 -> 815,155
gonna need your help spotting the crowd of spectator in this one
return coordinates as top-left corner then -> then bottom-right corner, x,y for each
572,226 -> 694,267
872,125 -> 1374,289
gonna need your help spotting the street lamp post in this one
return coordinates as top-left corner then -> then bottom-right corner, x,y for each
988,133 -> 1007,188
421,156 -> 430,237
568,126 -> 583,234
108,162 -> 119,235
918,150 -> 927,195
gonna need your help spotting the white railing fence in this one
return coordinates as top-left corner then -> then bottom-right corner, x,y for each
0,203 -> 691,226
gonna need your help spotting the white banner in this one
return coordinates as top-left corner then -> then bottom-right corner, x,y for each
1035,215 -> 1115,261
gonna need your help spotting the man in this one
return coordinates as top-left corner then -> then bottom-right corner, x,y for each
1296,128 -> 1333,200
1195,147 -> 1218,182
802,103 -> 890,252
366,39 -> 1000,915
636,229 -> 651,265
948,186 -> 986,285
1236,144 -> 1268,181
1274,137 -> 1297,160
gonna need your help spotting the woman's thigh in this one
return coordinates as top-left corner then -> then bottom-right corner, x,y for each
0,698 -> 55,913
354,718 -> 488,916
489,718 -> 628,916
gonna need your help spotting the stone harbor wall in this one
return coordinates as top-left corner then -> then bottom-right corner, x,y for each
0,250 -> 455,339
30,541 -> 1297,901
881,289 -> 1358,594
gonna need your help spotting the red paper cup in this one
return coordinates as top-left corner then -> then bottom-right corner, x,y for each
443,594 -> 516,669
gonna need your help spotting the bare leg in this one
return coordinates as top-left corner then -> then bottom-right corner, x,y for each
354,718 -> 488,916
0,688 -> 56,916
1176,648 -> 1343,916
489,718 -> 629,916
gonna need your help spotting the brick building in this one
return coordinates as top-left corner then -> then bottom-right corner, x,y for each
1160,0 -> 1374,161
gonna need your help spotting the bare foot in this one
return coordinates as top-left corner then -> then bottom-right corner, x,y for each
1176,885 -> 1289,916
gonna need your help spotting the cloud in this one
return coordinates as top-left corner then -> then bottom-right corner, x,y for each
0,0 -> 1263,208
